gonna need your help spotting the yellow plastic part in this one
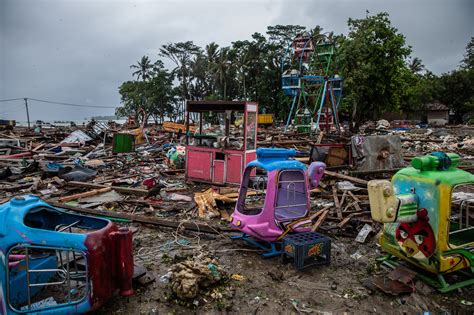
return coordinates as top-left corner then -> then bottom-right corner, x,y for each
368,180 -> 400,223
258,114 -> 273,125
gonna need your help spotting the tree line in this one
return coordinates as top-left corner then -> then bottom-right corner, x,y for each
116,12 -> 474,126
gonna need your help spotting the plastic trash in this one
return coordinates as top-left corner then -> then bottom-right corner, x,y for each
58,166 -> 97,182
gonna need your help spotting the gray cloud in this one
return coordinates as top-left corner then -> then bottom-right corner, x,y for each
277,0 -> 473,73
1,0 -> 472,121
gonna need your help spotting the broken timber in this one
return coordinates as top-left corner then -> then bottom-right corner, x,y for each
58,187 -> 111,203
323,170 -> 368,186
49,202 -> 231,234
67,181 -> 148,195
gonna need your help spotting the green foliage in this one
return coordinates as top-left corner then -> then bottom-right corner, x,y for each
117,16 -> 473,126
437,69 -> 474,122
159,41 -> 202,100
462,37 -> 474,70
116,58 -> 174,123
338,12 -> 411,124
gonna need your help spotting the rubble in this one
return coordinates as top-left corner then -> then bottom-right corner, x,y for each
170,254 -> 226,300
0,121 -> 472,313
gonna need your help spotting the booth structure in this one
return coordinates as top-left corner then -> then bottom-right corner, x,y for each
185,101 -> 258,185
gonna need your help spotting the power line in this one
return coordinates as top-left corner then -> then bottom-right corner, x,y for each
28,98 -> 117,109
0,98 -> 24,102
0,97 -> 117,108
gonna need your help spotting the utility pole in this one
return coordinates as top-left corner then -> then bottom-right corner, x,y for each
24,98 -> 30,129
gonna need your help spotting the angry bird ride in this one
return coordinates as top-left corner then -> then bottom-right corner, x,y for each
368,152 -> 474,292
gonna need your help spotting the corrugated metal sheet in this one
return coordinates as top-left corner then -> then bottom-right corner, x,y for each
351,135 -> 405,171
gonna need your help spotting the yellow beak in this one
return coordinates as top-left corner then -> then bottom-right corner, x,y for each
401,239 -> 419,257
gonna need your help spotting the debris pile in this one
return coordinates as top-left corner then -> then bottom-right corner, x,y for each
0,120 -> 473,313
170,254 -> 226,300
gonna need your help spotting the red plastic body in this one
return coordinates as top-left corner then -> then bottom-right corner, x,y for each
85,223 -> 134,309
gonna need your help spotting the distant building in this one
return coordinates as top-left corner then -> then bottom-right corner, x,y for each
422,102 -> 449,125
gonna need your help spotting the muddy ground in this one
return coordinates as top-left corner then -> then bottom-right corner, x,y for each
96,222 -> 474,314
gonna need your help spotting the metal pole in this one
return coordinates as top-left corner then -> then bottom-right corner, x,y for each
24,98 -> 30,128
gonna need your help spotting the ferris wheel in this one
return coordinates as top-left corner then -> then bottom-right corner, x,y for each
281,32 -> 343,132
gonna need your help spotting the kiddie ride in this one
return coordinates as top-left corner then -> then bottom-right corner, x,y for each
368,152 -> 474,292
230,148 -> 326,257
0,195 -> 134,314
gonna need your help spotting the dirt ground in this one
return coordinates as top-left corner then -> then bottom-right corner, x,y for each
96,222 -> 474,314
2,125 -> 474,314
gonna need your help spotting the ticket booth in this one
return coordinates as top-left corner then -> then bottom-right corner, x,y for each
185,101 -> 258,185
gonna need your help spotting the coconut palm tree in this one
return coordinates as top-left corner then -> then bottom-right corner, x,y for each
205,42 -> 219,94
130,56 -> 154,81
159,41 -> 201,101
211,47 -> 231,99
409,57 -> 424,74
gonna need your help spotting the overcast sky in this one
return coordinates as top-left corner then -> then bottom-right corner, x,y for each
1,0 -> 472,121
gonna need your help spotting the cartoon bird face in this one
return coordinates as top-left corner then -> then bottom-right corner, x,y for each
395,208 -> 436,260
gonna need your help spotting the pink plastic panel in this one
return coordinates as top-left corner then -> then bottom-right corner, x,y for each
226,154 -> 243,184
187,150 -> 212,180
213,160 -> 225,183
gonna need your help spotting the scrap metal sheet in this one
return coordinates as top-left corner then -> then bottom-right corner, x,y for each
351,135 -> 405,171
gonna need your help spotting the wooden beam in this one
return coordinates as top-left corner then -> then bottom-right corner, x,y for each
324,170 -> 368,186
66,181 -> 148,196
332,185 -> 342,220
309,206 -> 330,221
49,202 -> 230,234
58,187 -> 111,203
311,209 -> 329,232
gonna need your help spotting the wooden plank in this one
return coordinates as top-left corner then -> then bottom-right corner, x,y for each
95,174 -> 138,184
32,143 -> 45,152
309,206 -> 330,221
67,181 -> 148,196
295,157 -> 310,163
337,213 -> 355,229
337,212 -> 366,229
352,200 -> 362,211
339,191 -> 347,208
58,187 -> 111,203
324,170 -> 368,186
348,191 -> 360,202
316,132 -> 324,144
49,202 -> 229,234
332,186 -> 343,220
311,209 -> 329,232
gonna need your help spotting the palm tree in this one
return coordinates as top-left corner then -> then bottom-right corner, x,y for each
205,42 -> 219,64
205,42 -> 219,94
130,56 -> 154,81
235,48 -> 250,99
211,47 -> 231,99
159,41 -> 201,101
409,57 -> 424,74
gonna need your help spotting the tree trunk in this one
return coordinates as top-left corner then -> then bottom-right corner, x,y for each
350,100 -> 359,132
224,80 -> 227,100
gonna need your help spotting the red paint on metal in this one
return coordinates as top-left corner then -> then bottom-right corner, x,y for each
111,228 -> 134,296
187,150 -> 212,181
226,154 -> 243,184
245,151 -> 257,165
213,160 -> 225,183
84,222 -> 134,310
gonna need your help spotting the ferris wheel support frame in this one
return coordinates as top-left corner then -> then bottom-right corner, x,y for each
281,33 -> 343,133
